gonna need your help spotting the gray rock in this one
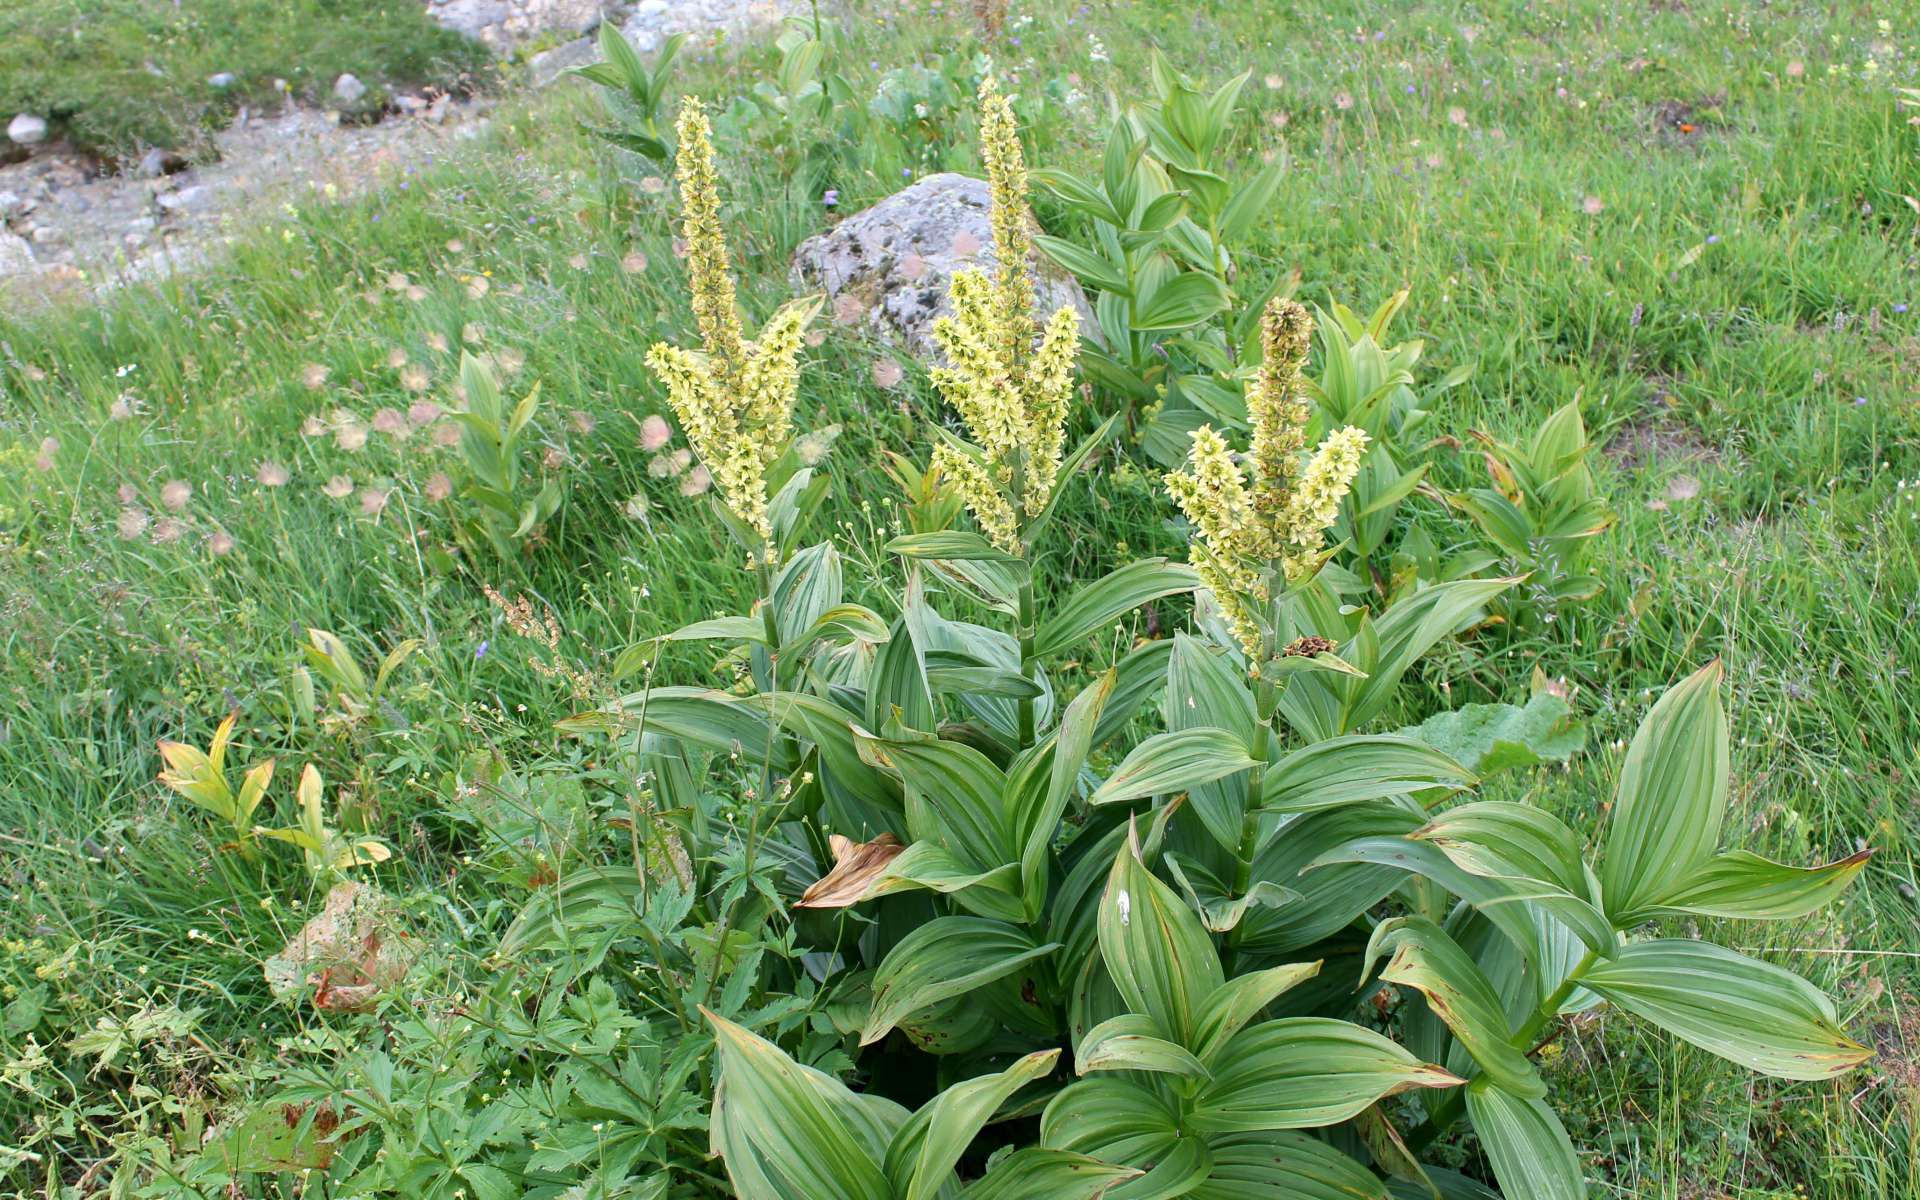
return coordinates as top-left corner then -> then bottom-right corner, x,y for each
789,173 -> 1097,361
530,36 -> 600,88
0,230 -> 33,276
8,114 -> 48,145
332,74 -> 368,104
207,72 -> 236,89
0,190 -> 26,220
156,184 -> 215,214
393,93 -> 428,114
138,147 -> 188,178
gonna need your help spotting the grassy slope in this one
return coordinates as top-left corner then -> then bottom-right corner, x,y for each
0,0 -> 494,158
1,0 -> 1916,1194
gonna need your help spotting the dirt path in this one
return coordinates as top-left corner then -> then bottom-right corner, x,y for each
0,96 -> 493,303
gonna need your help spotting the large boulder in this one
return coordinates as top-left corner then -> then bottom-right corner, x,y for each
427,0 -> 603,49
789,172 -> 1096,362
624,0 -> 791,54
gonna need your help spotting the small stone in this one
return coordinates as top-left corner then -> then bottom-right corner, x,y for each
156,184 -> 214,214
138,147 -> 188,178
8,113 -> 48,145
530,36 -> 600,88
207,72 -> 236,89
393,93 -> 427,114
332,73 -> 368,104
0,190 -> 25,220
28,224 -> 58,246
0,230 -> 33,276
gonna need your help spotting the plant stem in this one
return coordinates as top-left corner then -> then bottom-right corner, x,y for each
1405,947 -> 1601,1152
1223,678 -> 1277,970
1015,576 -> 1039,749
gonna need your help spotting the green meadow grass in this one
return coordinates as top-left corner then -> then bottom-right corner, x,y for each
1,0 -> 1916,1194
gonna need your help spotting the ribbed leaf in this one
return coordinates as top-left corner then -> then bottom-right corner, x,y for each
957,1148 -> 1142,1200
855,728 -> 1014,873
1463,1078 -> 1585,1200
1188,961 -> 1323,1065
1190,1130 -> 1389,1200
863,918 -> 1060,1045
1034,560 -> 1200,659
1164,633 -> 1258,848
1410,801 -> 1589,897
1362,917 -> 1543,1097
1580,940 -> 1871,1080
1260,735 -> 1476,814
1312,836 -> 1616,963
1097,827 -> 1224,1044
1598,661 -> 1729,923
885,1050 -> 1060,1200
1074,1013 -> 1212,1081
1636,849 -> 1871,921
705,1009 -> 897,1200
1087,728 -> 1256,808
1186,1018 -> 1462,1133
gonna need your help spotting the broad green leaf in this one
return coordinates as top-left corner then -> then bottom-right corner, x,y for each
1311,836 -> 1616,962
1239,804 -> 1422,955
1187,1018 -> 1462,1133
777,603 -> 891,661
863,918 -> 1060,1045
1362,917 -> 1544,1097
861,842 -> 1023,918
1134,272 -> 1232,331
1034,560 -> 1200,659
1165,852 -> 1299,934
888,529 -> 1026,565
1635,848 -> 1870,921
1035,234 -> 1133,294
855,727 -> 1014,871
558,687 -> 797,773
1014,671 -> 1116,917
1041,1075 -> 1182,1165
705,1009 -> 895,1200
1043,1075 -> 1213,1199
1097,828 -> 1224,1043
1463,1078 -> 1585,1200
771,542 -> 844,644
1260,735 -> 1475,814
1392,693 -> 1584,777
1599,661 -> 1730,923
1189,961 -> 1324,1065
1191,1130 -> 1389,1200
644,615 -> 768,649
1410,801 -> 1589,897
1580,940 -> 1872,1079
1074,1013 -> 1212,1081
886,1050 -> 1060,1200
1087,728 -> 1257,807
1218,161 -> 1286,243
958,1148 -> 1142,1200
1164,633 -> 1257,849
1092,639 -> 1177,749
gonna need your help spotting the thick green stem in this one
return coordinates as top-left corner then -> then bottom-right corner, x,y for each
1406,947 -> 1601,1152
1224,679 -> 1278,970
1015,577 -> 1039,749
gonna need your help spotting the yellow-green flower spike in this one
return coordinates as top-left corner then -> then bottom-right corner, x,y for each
672,98 -> 745,380
928,76 -> 1081,552
1248,298 -> 1315,523
646,99 -> 819,554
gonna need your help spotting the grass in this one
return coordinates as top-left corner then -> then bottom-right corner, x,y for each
0,0 -> 494,158
1,0 -> 1917,1194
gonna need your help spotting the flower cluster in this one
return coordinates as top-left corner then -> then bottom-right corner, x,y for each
1165,299 -> 1368,665
645,98 -> 816,556
929,76 -> 1081,554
